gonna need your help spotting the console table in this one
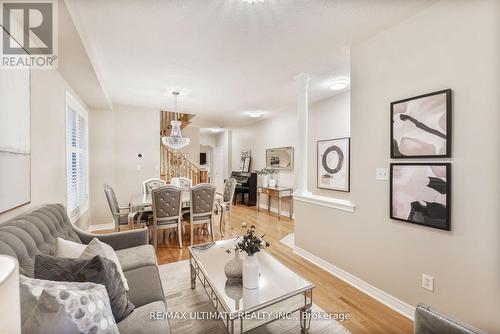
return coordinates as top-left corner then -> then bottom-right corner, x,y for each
257,186 -> 294,220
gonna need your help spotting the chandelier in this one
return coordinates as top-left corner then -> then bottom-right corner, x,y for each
161,91 -> 190,150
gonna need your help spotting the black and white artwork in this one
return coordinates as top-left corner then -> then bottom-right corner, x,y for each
391,89 -> 451,158
0,37 -> 31,213
266,147 -> 293,171
317,138 -> 350,192
390,163 -> 450,231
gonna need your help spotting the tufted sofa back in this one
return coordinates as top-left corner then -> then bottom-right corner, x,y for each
0,204 -> 81,277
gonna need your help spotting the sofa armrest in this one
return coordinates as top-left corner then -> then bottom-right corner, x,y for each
72,226 -> 149,251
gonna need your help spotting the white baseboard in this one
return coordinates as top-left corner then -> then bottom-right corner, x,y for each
88,222 -> 114,232
293,245 -> 415,321
257,203 -> 294,219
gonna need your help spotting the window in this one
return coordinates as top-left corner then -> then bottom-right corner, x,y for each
66,92 -> 89,222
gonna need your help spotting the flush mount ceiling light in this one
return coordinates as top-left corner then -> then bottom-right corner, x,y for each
161,91 -> 190,150
241,0 -> 264,3
246,111 -> 264,118
328,79 -> 349,91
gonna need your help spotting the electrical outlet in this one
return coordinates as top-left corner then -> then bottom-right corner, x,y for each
376,168 -> 389,181
422,274 -> 434,292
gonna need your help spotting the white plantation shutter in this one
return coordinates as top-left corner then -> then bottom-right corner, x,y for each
66,92 -> 89,221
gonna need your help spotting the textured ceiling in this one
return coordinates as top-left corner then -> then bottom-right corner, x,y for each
66,0 -> 435,127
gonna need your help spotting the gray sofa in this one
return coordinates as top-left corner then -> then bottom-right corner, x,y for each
0,204 -> 171,334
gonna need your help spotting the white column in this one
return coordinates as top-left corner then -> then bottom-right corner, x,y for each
294,73 -> 311,196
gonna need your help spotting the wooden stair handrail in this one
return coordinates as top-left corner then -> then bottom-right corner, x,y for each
160,146 -> 202,185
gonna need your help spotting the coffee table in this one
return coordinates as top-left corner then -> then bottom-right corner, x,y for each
188,239 -> 314,334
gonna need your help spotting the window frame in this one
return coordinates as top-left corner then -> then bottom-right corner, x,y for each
65,91 -> 89,223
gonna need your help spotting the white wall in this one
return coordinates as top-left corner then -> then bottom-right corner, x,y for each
88,104 -> 160,225
0,69 -> 90,229
200,133 -> 217,148
178,126 -> 200,165
231,92 -> 351,211
295,1 -> 500,331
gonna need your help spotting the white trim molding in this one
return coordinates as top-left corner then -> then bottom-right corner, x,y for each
258,203 -> 293,219
293,245 -> 415,321
293,193 -> 355,213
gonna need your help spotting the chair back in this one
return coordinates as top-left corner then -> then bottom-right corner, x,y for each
143,178 -> 166,195
104,184 -> 120,220
171,177 -> 192,190
152,185 -> 183,227
190,183 -> 216,218
223,178 -> 237,203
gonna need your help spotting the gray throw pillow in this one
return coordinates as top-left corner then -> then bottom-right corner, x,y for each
34,254 -> 135,322
20,275 -> 119,334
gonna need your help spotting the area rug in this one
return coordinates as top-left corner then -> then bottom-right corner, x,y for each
159,260 -> 350,333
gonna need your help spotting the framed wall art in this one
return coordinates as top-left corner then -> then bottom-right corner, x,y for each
391,89 -> 451,158
317,137 -> 350,192
0,36 -> 31,214
390,163 -> 451,231
266,146 -> 294,171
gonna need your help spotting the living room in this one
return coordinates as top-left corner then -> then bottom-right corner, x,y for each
0,1 -> 499,334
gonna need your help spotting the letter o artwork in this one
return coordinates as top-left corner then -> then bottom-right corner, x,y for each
322,145 -> 344,174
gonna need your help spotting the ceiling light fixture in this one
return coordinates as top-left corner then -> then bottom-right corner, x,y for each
210,128 -> 224,133
161,91 -> 190,150
246,111 -> 264,118
328,79 -> 349,91
241,0 -> 264,3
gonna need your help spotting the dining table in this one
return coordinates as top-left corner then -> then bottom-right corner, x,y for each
128,190 -> 226,236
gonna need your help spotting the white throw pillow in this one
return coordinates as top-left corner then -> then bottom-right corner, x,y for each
79,238 -> 129,291
55,237 -> 86,258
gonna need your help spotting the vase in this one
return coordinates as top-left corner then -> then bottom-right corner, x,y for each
243,254 -> 260,289
262,175 -> 269,187
268,178 -> 276,187
224,250 -> 243,282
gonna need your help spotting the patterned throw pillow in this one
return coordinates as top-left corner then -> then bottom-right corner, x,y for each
79,238 -> 130,291
34,254 -> 135,322
20,275 -> 119,334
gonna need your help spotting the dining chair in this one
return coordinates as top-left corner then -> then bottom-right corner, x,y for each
182,183 -> 216,246
171,177 -> 192,190
143,178 -> 166,195
218,178 -> 237,238
104,184 -> 132,231
151,185 -> 184,250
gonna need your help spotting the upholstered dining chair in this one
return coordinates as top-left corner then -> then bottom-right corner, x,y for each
218,178 -> 237,238
104,184 -> 131,231
182,183 -> 217,246
151,185 -> 183,250
143,178 -> 166,195
171,177 -> 192,190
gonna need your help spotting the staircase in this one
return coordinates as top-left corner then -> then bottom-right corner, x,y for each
160,146 -> 208,185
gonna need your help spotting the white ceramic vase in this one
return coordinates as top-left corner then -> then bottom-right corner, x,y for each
242,254 -> 260,289
262,175 -> 269,187
268,178 -> 277,187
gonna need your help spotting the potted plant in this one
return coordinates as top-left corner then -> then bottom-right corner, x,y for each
256,167 -> 279,187
236,225 -> 270,289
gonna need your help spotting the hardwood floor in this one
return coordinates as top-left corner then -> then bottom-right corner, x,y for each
98,204 -> 413,334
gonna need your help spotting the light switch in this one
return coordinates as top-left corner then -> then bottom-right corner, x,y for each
376,168 -> 389,181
